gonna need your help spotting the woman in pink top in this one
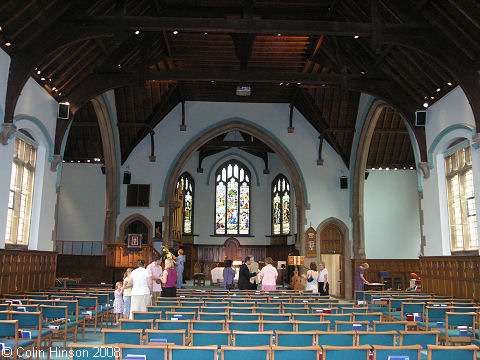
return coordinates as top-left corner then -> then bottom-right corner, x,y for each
160,258 -> 178,297
259,257 -> 278,291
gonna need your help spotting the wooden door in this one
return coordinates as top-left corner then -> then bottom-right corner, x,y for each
320,224 -> 344,298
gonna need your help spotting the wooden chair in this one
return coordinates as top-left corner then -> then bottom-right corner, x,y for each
193,263 -> 206,286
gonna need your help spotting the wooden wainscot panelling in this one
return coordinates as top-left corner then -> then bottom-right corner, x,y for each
419,256 -> 480,301
57,255 -> 113,285
351,259 -> 421,291
194,238 -> 295,282
0,249 -> 57,295
105,243 -> 158,268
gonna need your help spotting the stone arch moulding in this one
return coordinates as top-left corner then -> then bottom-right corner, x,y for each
118,213 -> 153,245
163,118 -> 307,251
427,123 -> 477,169
316,217 -> 352,299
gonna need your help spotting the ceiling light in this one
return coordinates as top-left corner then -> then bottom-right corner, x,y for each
386,167 -> 390,171
394,168 -> 398,170
0,26 -> 2,31
204,32 -> 208,35
117,64 -> 121,68
210,80 -> 215,83
87,160 -> 90,163
410,166 -> 414,170
173,30 -> 178,35
52,87 -> 56,90
423,102 -> 429,108
436,88 -> 441,92
277,33 -> 282,36
354,35 -> 359,39
430,96 -> 435,99
36,70 -> 41,75
5,42 -> 11,46
41,77 -> 45,81
447,82 -> 452,86
360,71 -> 365,75
379,167 -> 382,170
297,82 -> 301,85
134,30 -> 140,35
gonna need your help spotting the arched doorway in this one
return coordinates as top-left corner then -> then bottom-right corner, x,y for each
317,218 -> 351,298
163,119 -> 307,253
118,214 -> 153,245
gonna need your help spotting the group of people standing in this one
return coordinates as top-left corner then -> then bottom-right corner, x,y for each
300,261 -> 329,295
223,256 -> 279,291
112,249 -> 186,322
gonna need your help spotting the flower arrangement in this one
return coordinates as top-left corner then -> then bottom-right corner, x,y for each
161,245 -> 175,261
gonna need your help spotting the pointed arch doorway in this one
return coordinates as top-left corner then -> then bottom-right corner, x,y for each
317,218 -> 351,298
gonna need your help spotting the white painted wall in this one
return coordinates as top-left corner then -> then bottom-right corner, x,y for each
422,86 -> 480,256
0,49 -> 58,250
364,170 -> 421,258
57,164 -> 106,241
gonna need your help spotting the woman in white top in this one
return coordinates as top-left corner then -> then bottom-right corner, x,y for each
302,262 -> 319,293
258,257 -> 278,291
318,261 -> 329,296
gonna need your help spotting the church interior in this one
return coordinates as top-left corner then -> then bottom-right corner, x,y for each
1,0 -> 480,359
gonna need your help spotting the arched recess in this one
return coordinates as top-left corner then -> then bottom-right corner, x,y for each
316,218 -> 351,299
163,119 -> 307,252
352,99 -> 424,259
118,213 -> 153,245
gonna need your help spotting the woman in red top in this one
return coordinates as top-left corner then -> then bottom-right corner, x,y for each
160,258 -> 178,297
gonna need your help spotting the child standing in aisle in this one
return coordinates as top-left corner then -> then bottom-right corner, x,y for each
113,281 -> 124,325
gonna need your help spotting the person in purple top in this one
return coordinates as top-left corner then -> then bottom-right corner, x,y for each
223,259 -> 236,290
354,262 -> 370,291
160,258 -> 178,297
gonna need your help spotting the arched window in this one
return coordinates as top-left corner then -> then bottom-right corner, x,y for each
215,160 -> 250,235
444,139 -> 478,251
177,172 -> 194,234
272,174 -> 291,235
6,133 -> 37,245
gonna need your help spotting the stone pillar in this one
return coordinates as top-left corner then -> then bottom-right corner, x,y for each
90,96 -> 119,249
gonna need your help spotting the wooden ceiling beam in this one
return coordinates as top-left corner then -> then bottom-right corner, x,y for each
70,15 -> 430,38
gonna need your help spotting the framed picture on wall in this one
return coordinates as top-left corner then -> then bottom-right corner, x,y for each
154,221 -> 162,242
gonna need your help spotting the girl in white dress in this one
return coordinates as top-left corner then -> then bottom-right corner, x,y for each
302,262 -> 319,293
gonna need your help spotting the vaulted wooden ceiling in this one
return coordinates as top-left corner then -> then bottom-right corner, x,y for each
1,0 -> 479,169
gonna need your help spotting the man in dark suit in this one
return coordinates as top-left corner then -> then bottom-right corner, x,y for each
238,256 -> 257,290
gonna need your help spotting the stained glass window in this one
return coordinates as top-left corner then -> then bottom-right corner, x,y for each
445,141 -> 478,251
272,174 -> 291,235
176,172 -> 194,234
215,160 -> 250,234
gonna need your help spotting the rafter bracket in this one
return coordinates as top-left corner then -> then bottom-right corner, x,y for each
50,154 -> 64,172
417,162 -> 430,179
1,123 -> 17,145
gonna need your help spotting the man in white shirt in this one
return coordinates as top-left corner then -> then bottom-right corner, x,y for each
146,257 -> 163,301
318,261 -> 329,296
130,259 -> 153,318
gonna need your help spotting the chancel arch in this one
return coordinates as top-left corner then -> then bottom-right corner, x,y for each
163,119 -> 307,252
